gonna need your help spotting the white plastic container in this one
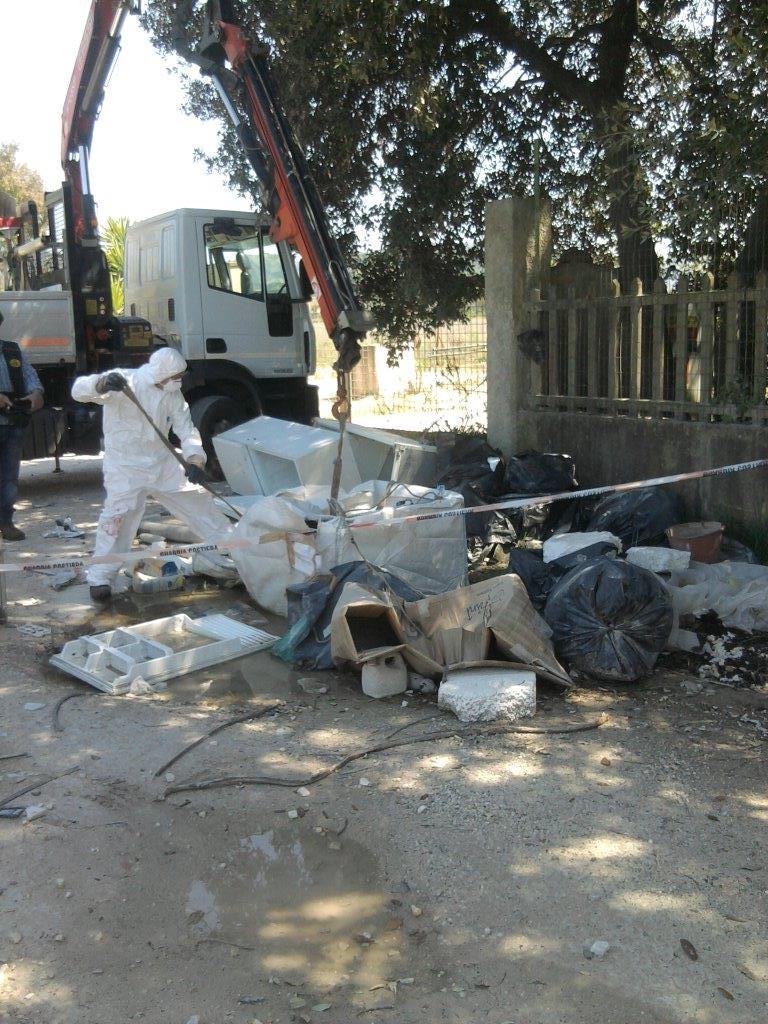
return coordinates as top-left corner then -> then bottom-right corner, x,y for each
131,558 -> 185,594
361,653 -> 408,698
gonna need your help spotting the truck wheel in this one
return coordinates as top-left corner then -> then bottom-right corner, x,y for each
191,394 -> 258,480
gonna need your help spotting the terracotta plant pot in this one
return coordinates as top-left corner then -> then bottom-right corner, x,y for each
666,521 -> 724,564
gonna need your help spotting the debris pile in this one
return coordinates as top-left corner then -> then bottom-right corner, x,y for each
42,420 -> 768,710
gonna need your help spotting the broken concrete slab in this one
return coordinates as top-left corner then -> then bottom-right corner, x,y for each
438,664 -> 536,722
626,546 -> 691,573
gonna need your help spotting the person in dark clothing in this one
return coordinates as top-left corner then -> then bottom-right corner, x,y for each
0,311 -> 44,540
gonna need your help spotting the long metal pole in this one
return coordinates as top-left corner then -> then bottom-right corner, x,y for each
121,386 -> 242,520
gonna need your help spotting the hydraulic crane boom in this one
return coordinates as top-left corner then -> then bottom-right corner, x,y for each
193,0 -> 370,374
62,0 -> 138,245
59,0 -> 142,363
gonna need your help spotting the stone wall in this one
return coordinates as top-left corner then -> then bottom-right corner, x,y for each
524,410 -> 768,528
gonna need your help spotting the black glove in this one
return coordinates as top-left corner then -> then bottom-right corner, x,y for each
95,372 -> 128,394
185,463 -> 208,485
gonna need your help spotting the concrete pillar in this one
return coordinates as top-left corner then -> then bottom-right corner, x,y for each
485,196 -> 551,455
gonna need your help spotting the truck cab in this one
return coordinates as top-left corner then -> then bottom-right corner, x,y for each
124,208 -> 318,459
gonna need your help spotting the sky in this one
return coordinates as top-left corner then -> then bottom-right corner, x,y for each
4,0 -> 247,224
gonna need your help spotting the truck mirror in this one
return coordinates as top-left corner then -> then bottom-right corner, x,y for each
297,258 -> 313,303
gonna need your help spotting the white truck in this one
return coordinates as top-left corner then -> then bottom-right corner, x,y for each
123,207 -> 316,456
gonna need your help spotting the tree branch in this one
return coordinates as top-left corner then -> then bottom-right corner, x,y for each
447,0 -> 600,112
637,23 -> 713,89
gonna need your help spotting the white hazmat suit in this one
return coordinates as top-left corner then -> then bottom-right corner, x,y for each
72,348 -> 233,587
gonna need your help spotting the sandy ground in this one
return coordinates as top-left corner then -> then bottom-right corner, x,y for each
0,456 -> 767,1024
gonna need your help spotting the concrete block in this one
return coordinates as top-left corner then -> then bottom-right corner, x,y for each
627,546 -> 691,573
438,665 -> 536,723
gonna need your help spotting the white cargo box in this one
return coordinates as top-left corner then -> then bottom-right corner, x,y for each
213,416 -> 362,495
313,418 -> 437,486
0,291 -> 76,365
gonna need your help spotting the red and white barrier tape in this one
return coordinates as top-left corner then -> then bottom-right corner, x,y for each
345,457 -> 768,528
1,457 -> 765,573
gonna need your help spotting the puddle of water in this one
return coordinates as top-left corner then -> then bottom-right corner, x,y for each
186,824 -> 393,988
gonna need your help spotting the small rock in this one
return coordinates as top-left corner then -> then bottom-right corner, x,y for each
165,772 -> 175,783
24,804 -> 47,822
288,995 -> 306,1009
296,787 -> 311,797
359,777 -> 371,787
328,841 -> 341,851
185,1017 -> 200,1024
409,673 -> 437,695
600,757 -> 612,767
287,809 -> 300,820
417,804 -> 428,815
55,878 -> 65,888
584,940 -> 610,959
410,905 -> 423,918
23,702 -> 45,711
8,930 -> 22,944
53,933 -> 65,943
681,681 -> 703,695
312,1003 -> 332,1012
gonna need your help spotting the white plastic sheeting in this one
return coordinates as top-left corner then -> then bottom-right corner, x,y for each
668,561 -> 768,633
543,531 -> 622,563
228,496 -> 318,616
229,482 -> 466,615
316,482 -> 466,596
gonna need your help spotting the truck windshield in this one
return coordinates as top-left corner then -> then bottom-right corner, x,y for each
204,223 -> 289,301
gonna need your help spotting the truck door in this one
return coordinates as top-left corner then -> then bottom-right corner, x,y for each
199,218 -> 306,377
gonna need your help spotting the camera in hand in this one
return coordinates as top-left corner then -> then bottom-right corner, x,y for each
3,396 -> 31,428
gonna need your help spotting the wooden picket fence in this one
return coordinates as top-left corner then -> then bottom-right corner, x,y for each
525,272 -> 768,424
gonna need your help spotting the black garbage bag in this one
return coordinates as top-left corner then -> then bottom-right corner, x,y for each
437,438 -> 505,495
544,557 -> 674,682
272,561 -> 423,670
584,487 -> 681,549
437,437 -> 506,542
503,452 -> 577,496
495,452 -> 578,542
506,548 -> 555,611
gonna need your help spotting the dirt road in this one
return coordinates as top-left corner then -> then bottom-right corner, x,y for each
0,457 -> 766,1023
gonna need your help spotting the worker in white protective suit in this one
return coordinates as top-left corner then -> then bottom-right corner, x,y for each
71,347 -> 234,602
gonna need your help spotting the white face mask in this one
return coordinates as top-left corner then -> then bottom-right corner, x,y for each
161,379 -> 183,392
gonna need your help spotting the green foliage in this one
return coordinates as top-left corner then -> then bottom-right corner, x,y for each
141,1 -> 768,351
101,216 -> 130,315
0,143 -> 44,210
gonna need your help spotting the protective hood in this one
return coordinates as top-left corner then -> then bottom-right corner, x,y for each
148,347 -> 187,383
